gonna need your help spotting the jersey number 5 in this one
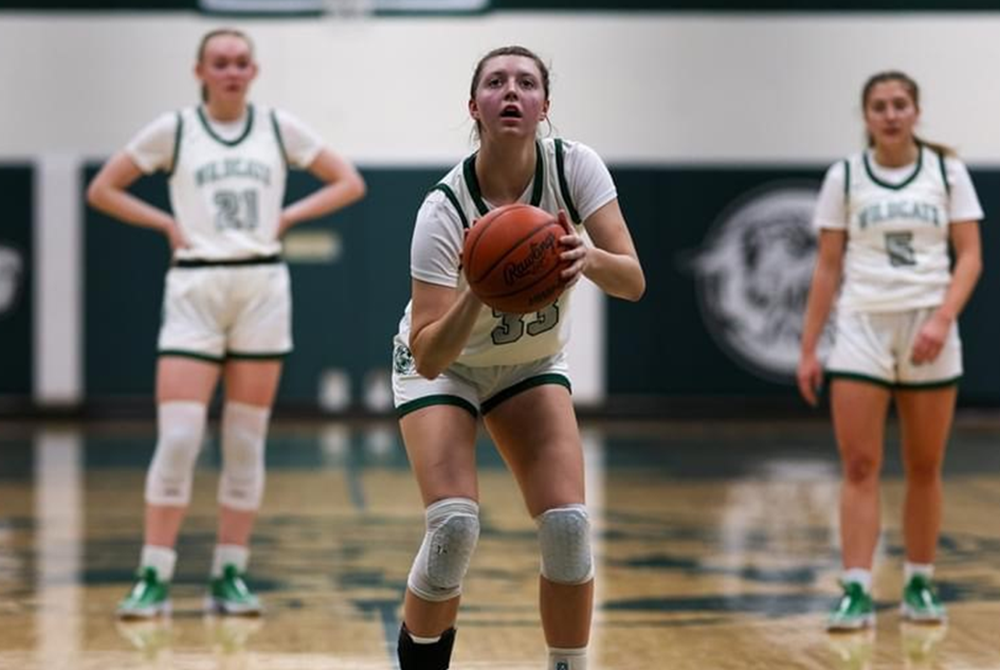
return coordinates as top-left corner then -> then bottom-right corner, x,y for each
491,302 -> 560,345
884,232 -> 917,267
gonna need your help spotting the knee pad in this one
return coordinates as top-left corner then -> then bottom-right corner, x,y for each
407,497 -> 480,602
536,504 -> 593,585
145,401 -> 208,506
217,402 -> 270,511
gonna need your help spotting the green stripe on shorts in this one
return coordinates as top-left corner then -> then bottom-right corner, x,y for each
158,349 -> 224,364
895,376 -> 961,390
227,350 -> 290,361
481,373 -> 571,415
397,394 -> 478,419
826,371 -> 893,389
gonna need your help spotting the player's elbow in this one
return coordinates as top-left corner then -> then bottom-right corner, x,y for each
624,274 -> 646,302
345,172 -> 366,205
85,179 -> 105,210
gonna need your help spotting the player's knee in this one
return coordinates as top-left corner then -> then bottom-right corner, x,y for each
537,504 -> 593,585
407,497 -> 480,602
145,401 -> 208,506
217,402 -> 270,511
843,454 -> 880,485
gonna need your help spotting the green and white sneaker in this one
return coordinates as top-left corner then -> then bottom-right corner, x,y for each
901,575 -> 946,623
205,564 -> 263,616
117,567 -> 171,619
827,581 -> 875,631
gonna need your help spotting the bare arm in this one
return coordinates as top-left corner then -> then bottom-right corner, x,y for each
797,229 -> 846,406
408,279 -> 485,379
910,220 -> 982,364
86,152 -> 187,249
278,148 -> 366,236
559,199 -> 645,301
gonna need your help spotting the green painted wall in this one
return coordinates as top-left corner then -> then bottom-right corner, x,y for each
0,166 -> 32,397
83,163 -> 1000,408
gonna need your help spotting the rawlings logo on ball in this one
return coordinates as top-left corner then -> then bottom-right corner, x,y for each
502,233 -> 558,286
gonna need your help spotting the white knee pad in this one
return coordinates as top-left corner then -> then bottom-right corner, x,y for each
537,504 -> 593,585
407,497 -> 480,602
145,401 -> 208,506
217,402 -> 270,511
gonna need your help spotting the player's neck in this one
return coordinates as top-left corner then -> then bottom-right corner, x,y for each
203,100 -> 248,123
872,140 -> 918,168
476,139 -> 536,205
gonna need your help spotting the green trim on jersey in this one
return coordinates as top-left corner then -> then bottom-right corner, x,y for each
896,376 -> 961,389
935,148 -> 950,195
463,153 -> 489,217
158,349 -> 224,364
555,139 -> 582,224
462,141 -> 545,217
167,111 -> 184,178
529,140 -> 544,206
269,109 -> 289,170
397,394 -> 478,419
827,370 -> 893,389
196,104 -> 256,147
480,372 -> 571,415
862,147 -> 923,191
227,350 -> 291,360
842,158 -> 850,202
430,184 -> 470,229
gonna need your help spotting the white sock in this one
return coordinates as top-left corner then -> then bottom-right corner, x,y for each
549,646 -> 587,670
904,561 -> 934,583
140,545 -> 177,582
842,568 -> 872,593
408,632 -> 442,644
211,543 -> 249,578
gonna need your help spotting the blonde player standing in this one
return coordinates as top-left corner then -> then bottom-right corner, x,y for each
87,28 -> 365,618
390,46 -> 644,670
798,71 -> 983,631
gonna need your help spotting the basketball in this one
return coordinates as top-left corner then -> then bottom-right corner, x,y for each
463,204 -> 570,314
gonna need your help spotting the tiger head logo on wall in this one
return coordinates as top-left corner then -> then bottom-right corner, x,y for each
686,182 -> 832,383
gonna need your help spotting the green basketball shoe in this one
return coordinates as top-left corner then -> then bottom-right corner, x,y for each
205,564 -> 263,616
117,566 -> 171,619
827,581 -> 875,631
901,575 -> 946,623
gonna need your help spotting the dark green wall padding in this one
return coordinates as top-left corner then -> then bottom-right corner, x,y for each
0,166 -> 33,396
83,163 -> 1000,409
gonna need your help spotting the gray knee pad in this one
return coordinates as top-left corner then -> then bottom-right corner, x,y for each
145,401 -> 208,506
536,504 -> 593,585
217,402 -> 270,511
407,497 -> 480,602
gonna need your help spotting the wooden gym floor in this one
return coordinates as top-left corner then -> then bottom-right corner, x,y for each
0,417 -> 998,669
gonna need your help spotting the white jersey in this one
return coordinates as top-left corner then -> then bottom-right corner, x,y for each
125,104 -> 324,262
813,145 -> 983,313
396,138 -> 617,367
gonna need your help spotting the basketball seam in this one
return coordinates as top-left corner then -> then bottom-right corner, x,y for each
471,218 -> 561,285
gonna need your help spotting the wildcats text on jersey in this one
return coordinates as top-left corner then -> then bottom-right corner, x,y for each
857,199 -> 942,229
195,158 -> 272,187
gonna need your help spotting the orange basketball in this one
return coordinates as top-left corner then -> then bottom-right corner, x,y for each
463,204 -> 569,314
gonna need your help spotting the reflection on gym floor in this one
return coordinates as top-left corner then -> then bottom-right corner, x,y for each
1,418 -> 999,669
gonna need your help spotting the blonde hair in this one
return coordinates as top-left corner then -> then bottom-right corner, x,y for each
196,28 -> 254,103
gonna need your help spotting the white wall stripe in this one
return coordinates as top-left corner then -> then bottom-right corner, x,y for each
34,155 -> 82,405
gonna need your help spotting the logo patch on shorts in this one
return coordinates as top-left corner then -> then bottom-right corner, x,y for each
393,343 -> 417,375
